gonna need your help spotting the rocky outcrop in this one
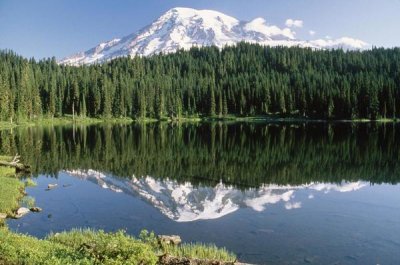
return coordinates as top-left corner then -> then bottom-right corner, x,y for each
30,207 -> 42,212
15,207 -> 30,218
158,235 -> 182,245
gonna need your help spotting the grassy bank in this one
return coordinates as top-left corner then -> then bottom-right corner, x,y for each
137,114 -> 400,123
0,156 -> 25,225
0,114 -> 399,130
0,228 -> 158,265
205,114 -> 400,123
0,156 -> 237,265
0,228 -> 236,265
0,116 -> 133,128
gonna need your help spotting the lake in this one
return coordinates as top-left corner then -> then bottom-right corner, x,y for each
2,122 -> 400,264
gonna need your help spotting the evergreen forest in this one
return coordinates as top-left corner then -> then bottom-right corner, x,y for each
1,43 -> 400,121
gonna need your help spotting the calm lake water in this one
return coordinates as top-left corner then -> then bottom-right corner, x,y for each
2,122 -> 400,264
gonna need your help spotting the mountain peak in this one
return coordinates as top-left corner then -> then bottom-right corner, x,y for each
165,7 -> 238,20
59,7 -> 368,66
159,7 -> 239,31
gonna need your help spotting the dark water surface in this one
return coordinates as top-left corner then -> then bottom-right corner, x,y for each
2,122 -> 400,264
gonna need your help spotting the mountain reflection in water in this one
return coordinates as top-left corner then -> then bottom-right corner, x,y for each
66,169 -> 367,222
4,122 -> 400,265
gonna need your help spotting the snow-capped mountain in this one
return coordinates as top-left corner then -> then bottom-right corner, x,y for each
65,169 -> 367,222
59,7 -> 368,66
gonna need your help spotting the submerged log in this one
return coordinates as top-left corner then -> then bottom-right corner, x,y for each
46,184 -> 58,190
0,154 -> 31,173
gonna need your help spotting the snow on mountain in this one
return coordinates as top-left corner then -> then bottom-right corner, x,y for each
65,169 -> 367,222
59,7 -> 368,66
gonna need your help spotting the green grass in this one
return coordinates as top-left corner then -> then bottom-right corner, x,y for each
24,178 -> 37,187
0,116 -> 135,130
0,228 -> 157,265
20,115 -> 134,126
0,163 -> 24,221
0,227 -> 92,265
1,114 -> 399,130
20,196 -> 36,208
47,229 -> 159,265
0,155 -> 13,162
139,230 -> 237,263
162,243 -> 237,262
375,117 -> 399,123
0,122 -> 17,130
134,117 -> 160,123
0,228 -> 237,265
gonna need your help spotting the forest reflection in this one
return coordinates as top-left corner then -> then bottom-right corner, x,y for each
0,122 -> 399,188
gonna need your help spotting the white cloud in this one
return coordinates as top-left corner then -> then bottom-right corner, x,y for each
309,181 -> 367,193
308,37 -> 368,50
245,18 -> 296,39
244,190 -> 294,212
285,202 -> 302,210
285,19 -> 303,28
309,30 -> 316,36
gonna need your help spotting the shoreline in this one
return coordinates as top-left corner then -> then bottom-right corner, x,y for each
0,155 -> 240,265
0,115 -> 398,130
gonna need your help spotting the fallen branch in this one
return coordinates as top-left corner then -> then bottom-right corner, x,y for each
0,154 -> 31,173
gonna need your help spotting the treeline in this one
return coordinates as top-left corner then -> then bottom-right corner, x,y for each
1,123 -> 399,187
1,44 -> 400,120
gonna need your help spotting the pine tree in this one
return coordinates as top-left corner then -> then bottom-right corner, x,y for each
139,88 -> 146,119
71,76 -> 79,120
223,93 -> 228,116
327,97 -> 334,119
218,92 -> 223,117
210,85 -> 216,116
279,92 -> 286,114
102,78 -> 112,118
0,74 -> 10,120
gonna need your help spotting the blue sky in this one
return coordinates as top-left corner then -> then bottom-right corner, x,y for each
0,0 -> 399,59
